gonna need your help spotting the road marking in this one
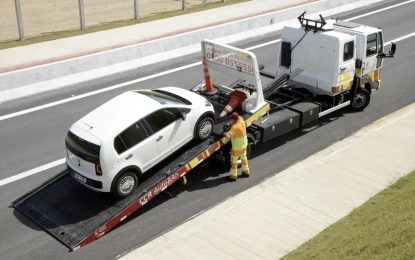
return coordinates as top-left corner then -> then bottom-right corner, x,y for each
1,31 -> 414,187
345,0 -> 415,22
385,31 -> 415,45
0,158 -> 65,187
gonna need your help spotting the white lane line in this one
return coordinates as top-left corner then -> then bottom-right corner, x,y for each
1,31 -> 414,187
0,158 -> 65,187
246,39 -> 281,50
386,31 -> 415,44
345,0 -> 415,22
0,62 -> 200,122
2,0 -> 415,123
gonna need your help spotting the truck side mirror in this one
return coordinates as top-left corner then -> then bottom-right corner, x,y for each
378,43 -> 396,58
389,42 -> 396,56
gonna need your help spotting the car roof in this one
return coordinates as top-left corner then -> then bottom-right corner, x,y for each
73,91 -> 164,141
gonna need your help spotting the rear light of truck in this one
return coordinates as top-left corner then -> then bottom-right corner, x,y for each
95,162 -> 102,176
332,86 -> 340,93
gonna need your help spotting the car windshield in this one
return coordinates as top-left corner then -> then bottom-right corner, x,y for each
135,90 -> 188,105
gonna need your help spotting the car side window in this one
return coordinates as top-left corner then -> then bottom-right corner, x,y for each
114,121 -> 148,154
366,33 -> 377,57
144,108 -> 180,134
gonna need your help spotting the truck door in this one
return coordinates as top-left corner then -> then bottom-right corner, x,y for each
363,32 -> 382,89
376,31 -> 384,69
337,40 -> 355,93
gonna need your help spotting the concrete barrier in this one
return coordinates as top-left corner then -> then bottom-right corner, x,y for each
0,0 -> 381,103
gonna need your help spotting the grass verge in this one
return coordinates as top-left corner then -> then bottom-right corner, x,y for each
282,169 -> 415,260
0,0 -> 248,50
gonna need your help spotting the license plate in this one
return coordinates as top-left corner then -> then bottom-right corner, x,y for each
74,173 -> 87,183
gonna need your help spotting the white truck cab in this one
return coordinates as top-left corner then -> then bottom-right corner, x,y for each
333,21 -> 386,90
277,13 -> 395,111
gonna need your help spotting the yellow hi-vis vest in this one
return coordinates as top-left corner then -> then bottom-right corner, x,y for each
226,116 -> 248,151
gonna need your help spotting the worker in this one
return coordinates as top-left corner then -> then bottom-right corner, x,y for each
224,112 -> 250,181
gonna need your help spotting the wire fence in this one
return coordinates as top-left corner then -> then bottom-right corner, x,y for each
0,0 -> 226,42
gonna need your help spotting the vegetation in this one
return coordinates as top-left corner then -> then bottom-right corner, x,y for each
0,0 -> 247,50
283,169 -> 415,260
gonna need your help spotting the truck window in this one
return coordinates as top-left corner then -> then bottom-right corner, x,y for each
144,108 -> 179,134
366,33 -> 377,57
343,41 -> 354,61
114,121 -> 148,154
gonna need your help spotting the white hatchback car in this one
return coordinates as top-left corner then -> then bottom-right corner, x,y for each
65,87 -> 215,197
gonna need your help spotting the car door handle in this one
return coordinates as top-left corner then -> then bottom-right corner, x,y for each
156,136 -> 163,141
125,154 -> 133,160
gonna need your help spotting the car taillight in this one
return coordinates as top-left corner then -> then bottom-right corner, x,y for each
95,162 -> 102,176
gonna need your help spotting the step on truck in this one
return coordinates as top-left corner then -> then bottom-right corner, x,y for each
12,13 -> 394,250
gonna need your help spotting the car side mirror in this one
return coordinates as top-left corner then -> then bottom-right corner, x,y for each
179,111 -> 187,121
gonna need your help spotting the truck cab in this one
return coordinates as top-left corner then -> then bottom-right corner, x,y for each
276,13 -> 395,111
334,21 -> 386,91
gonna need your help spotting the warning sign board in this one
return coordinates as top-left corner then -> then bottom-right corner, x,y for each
203,41 -> 255,76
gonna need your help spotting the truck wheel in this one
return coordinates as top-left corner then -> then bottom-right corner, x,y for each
113,171 -> 138,198
350,88 -> 370,111
195,116 -> 214,141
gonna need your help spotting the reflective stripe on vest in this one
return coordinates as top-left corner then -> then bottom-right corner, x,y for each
231,136 -> 247,151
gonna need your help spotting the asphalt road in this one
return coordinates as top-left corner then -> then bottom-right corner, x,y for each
0,0 -> 414,259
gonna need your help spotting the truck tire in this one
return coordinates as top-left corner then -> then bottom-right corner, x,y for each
113,171 -> 138,198
195,116 -> 214,141
350,88 -> 370,111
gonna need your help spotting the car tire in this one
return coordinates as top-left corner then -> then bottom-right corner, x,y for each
113,171 -> 138,198
195,116 -> 214,141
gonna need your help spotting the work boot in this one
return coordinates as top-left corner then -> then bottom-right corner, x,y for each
242,171 -> 250,178
228,175 -> 237,181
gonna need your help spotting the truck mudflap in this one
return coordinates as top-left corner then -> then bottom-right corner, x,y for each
11,104 -> 270,250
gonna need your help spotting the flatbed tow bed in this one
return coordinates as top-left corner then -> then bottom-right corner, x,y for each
11,93 -> 270,251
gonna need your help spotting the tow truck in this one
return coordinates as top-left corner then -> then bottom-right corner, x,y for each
12,13 -> 395,250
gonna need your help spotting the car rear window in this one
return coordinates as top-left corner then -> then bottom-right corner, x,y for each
135,90 -> 190,105
66,131 -> 100,158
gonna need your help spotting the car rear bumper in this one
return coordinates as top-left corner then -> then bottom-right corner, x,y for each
67,165 -> 103,190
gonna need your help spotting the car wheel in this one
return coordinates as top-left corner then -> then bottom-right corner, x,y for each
113,171 -> 138,198
195,116 -> 214,141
